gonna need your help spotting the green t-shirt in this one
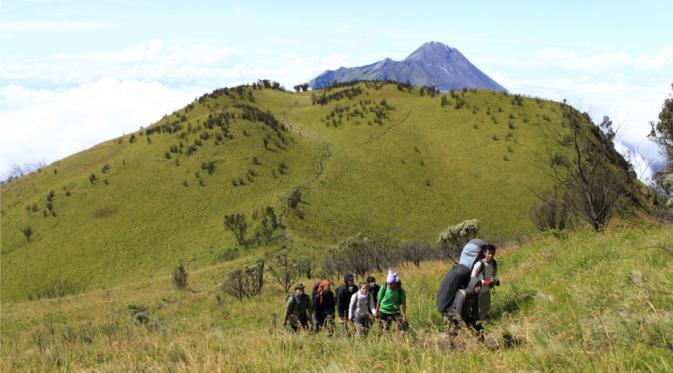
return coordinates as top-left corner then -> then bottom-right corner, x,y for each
377,285 -> 406,315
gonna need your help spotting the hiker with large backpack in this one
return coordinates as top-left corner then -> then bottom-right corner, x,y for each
335,273 -> 358,327
436,239 -> 493,321
471,245 -> 500,320
376,270 -> 408,331
283,283 -> 313,332
447,277 -> 483,332
312,279 -> 335,333
348,282 -> 377,336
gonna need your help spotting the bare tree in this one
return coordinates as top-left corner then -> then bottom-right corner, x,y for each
267,250 -> 302,292
224,213 -> 248,246
548,110 -> 632,231
529,187 -> 574,231
222,260 -> 264,300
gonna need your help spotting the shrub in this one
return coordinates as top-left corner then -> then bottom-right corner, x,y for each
224,213 -> 248,246
173,264 -> 189,289
223,260 -> 265,299
530,188 -> 573,231
22,225 -> 33,241
89,173 -> 97,184
201,161 -> 216,175
267,250 -> 302,292
437,219 -> 480,259
254,207 -> 277,245
399,241 -> 437,267
288,189 -> 301,209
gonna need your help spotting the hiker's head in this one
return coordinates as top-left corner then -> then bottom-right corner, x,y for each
344,273 -> 355,285
294,283 -> 305,295
484,245 -> 496,262
359,282 -> 368,294
366,276 -> 376,285
386,269 -> 398,286
319,279 -> 331,292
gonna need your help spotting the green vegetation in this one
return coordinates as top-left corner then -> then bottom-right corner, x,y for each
1,226 -> 670,371
0,82 -> 654,302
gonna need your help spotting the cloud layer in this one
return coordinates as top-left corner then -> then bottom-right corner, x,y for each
0,79 -> 204,175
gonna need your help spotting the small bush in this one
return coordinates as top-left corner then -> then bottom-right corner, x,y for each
22,226 -> 33,241
173,264 -> 189,290
437,219 -> 480,259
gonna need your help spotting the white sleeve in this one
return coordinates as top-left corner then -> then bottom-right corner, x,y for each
471,261 -> 483,278
348,293 -> 357,320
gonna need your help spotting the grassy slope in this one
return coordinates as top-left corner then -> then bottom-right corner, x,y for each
1,83 -> 648,301
1,225 -> 671,371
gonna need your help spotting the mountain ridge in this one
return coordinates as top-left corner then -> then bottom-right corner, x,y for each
310,41 -> 506,92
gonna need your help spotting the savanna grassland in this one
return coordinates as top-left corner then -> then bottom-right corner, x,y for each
0,81 -> 652,301
1,81 -> 668,372
1,225 -> 671,371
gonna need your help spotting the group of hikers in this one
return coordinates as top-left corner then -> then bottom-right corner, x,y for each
283,238 -> 500,337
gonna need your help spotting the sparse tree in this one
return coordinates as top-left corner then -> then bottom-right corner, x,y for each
530,187 -> 574,231
173,264 -> 189,289
224,213 -> 248,246
549,110 -> 632,231
267,250 -> 302,292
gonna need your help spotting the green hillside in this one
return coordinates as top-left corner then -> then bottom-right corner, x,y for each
0,81 -> 650,301
2,225 -> 671,371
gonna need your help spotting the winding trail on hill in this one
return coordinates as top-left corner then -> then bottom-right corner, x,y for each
278,99 -> 334,245
361,110 -> 413,146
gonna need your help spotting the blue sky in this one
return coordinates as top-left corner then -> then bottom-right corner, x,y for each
1,0 -> 672,179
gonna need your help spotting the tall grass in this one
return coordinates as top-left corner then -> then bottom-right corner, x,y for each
2,226 -> 671,371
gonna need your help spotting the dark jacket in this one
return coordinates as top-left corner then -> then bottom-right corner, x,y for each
450,277 -> 481,326
284,294 -> 312,323
368,284 -> 381,307
436,264 -> 471,313
313,289 -> 335,319
335,284 -> 358,319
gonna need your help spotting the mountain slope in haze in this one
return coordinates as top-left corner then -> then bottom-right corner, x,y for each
0,81 -> 650,301
310,41 -> 506,91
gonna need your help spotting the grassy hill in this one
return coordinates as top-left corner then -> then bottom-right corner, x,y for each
0,81 -> 651,301
1,225 -> 671,371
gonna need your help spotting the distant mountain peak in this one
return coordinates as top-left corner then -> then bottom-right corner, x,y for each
310,42 -> 505,92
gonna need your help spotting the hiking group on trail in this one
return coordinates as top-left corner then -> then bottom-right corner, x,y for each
283,238 -> 499,336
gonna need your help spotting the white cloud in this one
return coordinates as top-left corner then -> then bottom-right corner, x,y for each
0,79 -> 205,175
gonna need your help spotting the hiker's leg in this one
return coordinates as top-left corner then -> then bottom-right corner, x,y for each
479,288 -> 491,320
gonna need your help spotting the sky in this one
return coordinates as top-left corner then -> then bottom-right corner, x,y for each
1,0 -> 672,181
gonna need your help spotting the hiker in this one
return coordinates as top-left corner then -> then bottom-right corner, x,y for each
348,282 -> 377,336
471,245 -> 500,320
376,270 -> 408,331
366,276 -> 381,308
436,239 -> 493,317
447,277 -> 482,332
312,279 -> 335,332
283,283 -> 313,332
335,273 -> 358,325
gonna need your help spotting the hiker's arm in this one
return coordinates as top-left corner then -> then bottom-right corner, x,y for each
283,298 -> 291,325
470,262 -> 482,278
369,294 -> 377,316
401,304 -> 407,320
348,294 -> 356,321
